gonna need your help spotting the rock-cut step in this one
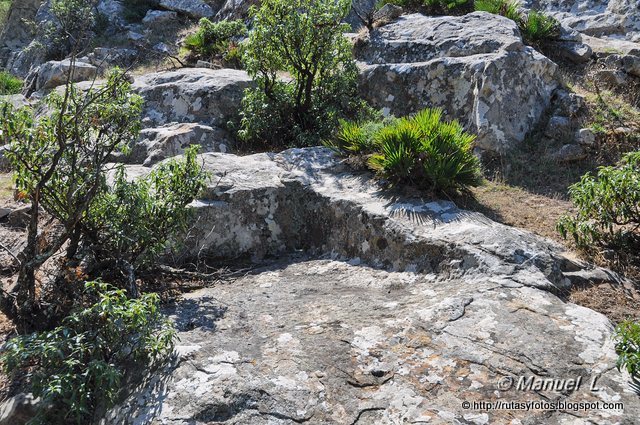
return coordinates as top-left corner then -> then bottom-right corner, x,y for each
108,147 -> 640,423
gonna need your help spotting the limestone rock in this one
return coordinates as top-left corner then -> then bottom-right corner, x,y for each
523,0 -> 640,40
29,59 -> 98,92
356,12 -> 559,153
0,393 -> 39,425
0,0 -> 40,55
215,0 -> 259,20
575,128 -> 597,146
545,116 -> 573,141
132,68 -> 253,128
159,0 -> 216,18
106,147 -> 640,424
119,122 -> 233,166
142,10 -> 178,28
622,55 -> 640,77
553,143 -> 588,162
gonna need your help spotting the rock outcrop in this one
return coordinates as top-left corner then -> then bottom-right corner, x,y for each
356,12 -> 559,152
106,147 -> 640,424
132,68 -> 253,129
524,0 -> 640,41
158,0 -> 217,18
118,122 -> 232,166
26,59 -> 97,92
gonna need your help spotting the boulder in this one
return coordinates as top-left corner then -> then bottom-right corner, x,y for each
356,12 -> 559,152
215,0 -> 259,20
106,147 -> 640,424
158,0 -> 216,18
553,143 -> 588,162
544,115 -> 573,141
29,59 -> 98,92
575,128 -> 597,146
554,41 -> 593,63
622,55 -> 640,77
132,68 -> 253,128
142,10 -> 178,28
0,393 -> 39,425
119,122 -> 233,166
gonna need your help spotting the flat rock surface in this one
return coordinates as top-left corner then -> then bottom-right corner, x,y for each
108,258 -> 639,424
109,147 -> 640,424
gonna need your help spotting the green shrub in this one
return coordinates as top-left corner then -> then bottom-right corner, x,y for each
45,0 -> 96,59
474,0 -> 521,21
239,0 -> 365,148
327,108 -> 482,193
0,67 -> 206,328
87,146 -> 208,271
520,9 -> 560,42
615,320 -> 640,377
557,151 -> 640,249
0,71 -> 22,95
183,18 -> 247,66
1,281 -> 176,424
328,119 -> 384,154
473,0 -> 559,45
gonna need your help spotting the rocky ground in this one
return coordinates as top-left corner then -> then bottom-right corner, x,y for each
1,0 -> 640,423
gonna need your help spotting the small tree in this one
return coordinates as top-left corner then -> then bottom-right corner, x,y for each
0,68 -> 208,330
239,0 -> 363,147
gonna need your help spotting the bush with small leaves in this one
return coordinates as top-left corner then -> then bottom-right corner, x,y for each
0,67 -> 207,329
183,18 -> 247,67
87,146 -> 209,278
0,71 -> 22,95
239,0 -> 366,148
557,151 -> 640,250
327,108 -> 482,194
615,320 -> 640,378
44,0 -> 96,59
1,281 -> 177,425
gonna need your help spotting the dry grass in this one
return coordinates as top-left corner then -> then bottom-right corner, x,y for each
0,174 -> 13,204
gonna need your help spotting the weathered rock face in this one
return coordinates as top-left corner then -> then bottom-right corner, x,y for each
27,59 -> 98,92
0,0 -> 41,54
158,0 -> 218,18
523,0 -> 640,41
356,12 -> 559,152
107,147 -> 639,424
132,68 -> 253,129
118,122 -> 233,166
